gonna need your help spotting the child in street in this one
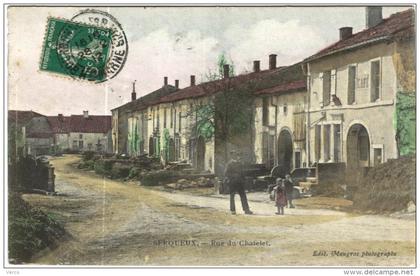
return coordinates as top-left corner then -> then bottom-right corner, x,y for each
274,178 -> 287,215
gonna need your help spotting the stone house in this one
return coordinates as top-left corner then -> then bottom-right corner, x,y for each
48,111 -> 112,153
144,76 -> 217,172
112,55 -> 310,176
302,7 -> 415,173
253,62 -> 307,173
8,110 -> 53,157
111,79 -> 177,155
111,7 -> 415,178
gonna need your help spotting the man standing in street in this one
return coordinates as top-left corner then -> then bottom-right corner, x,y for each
224,151 -> 253,215
284,174 -> 295,208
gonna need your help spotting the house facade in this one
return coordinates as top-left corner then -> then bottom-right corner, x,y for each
48,111 -> 112,153
145,87 -> 216,172
111,79 -> 177,155
110,7 -> 414,178
25,116 -> 54,156
8,110 -> 53,157
112,55 -> 311,176
253,63 -> 307,173
303,7 -> 415,171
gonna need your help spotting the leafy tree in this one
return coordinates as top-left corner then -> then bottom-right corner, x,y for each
186,53 -> 255,174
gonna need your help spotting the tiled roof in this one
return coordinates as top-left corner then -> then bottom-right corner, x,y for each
47,116 -> 71,133
112,85 -> 177,112
47,115 -> 111,134
69,115 -> 111,133
306,9 -> 415,61
152,63 -> 306,105
254,80 -> 306,95
8,110 -> 45,126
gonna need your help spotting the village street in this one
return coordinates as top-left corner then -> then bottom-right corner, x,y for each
23,155 -> 415,266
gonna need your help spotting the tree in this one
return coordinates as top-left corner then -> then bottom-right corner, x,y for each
186,53 -> 255,175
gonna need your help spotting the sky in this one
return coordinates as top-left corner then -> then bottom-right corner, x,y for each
7,5 -> 412,116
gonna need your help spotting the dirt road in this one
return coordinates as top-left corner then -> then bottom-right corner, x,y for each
23,155 -> 415,266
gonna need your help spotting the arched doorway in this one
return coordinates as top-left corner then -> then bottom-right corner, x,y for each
277,129 -> 293,176
168,138 -> 175,162
346,124 -> 370,169
148,137 -> 154,157
196,136 -> 205,171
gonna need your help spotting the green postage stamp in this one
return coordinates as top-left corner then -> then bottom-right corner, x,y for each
40,17 -> 113,82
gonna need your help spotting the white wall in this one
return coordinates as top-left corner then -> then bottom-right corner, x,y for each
54,133 -> 70,150
307,41 -> 399,166
144,96 -> 215,172
254,90 -> 307,169
68,132 -> 110,152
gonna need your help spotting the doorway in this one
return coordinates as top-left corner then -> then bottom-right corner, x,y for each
196,136 -> 205,171
168,138 -> 175,162
346,124 -> 370,169
277,129 -> 293,175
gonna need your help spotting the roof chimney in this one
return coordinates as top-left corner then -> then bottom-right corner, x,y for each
269,54 -> 277,70
366,6 -> 383,28
131,80 -> 137,101
223,64 -> 230,79
339,27 -> 353,40
164,76 -> 168,86
175,79 -> 179,90
58,113 -> 63,121
253,60 -> 260,72
190,75 -> 196,86
83,111 -> 89,119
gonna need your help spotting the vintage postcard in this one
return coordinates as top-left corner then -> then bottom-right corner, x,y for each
4,3 -> 417,271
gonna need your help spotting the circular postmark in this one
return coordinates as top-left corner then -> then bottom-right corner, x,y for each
71,9 -> 129,82
56,21 -> 112,82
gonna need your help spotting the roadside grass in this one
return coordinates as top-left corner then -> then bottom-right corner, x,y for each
8,192 -> 65,263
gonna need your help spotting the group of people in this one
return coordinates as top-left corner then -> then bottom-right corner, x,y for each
224,150 -> 295,216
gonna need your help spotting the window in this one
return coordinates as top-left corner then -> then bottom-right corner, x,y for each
262,132 -> 275,169
294,151 -> 301,169
262,97 -> 269,126
152,108 -> 155,128
322,71 -> 331,106
315,125 -> 321,162
323,125 -> 331,161
374,147 -> 383,166
262,132 -> 268,167
173,109 -> 176,131
72,140 -> 78,149
79,140 -> 84,149
88,143 -> 92,150
153,136 -> 160,157
268,134 -> 275,169
333,124 -> 341,162
170,108 -> 173,128
283,104 -> 288,115
348,66 -> 356,104
156,108 -> 160,129
149,137 -> 154,156
79,134 -> 83,139
178,112 -> 182,133
163,108 -> 167,128
371,61 -> 380,102
175,135 -> 181,160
